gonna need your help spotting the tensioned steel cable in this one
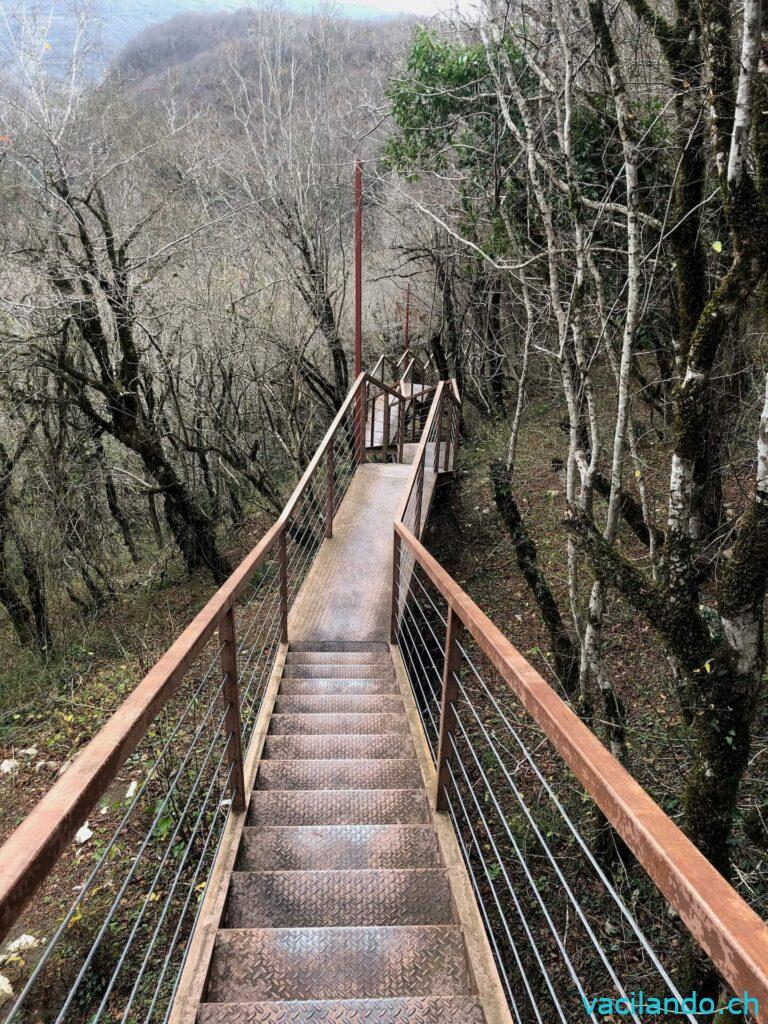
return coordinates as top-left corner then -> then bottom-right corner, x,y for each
396,621 -> 439,743
114,751 -> 236,1023
240,602 -> 283,710
396,613 -> 440,748
445,763 -> 559,1024
235,564 -> 281,645
234,552 -> 279,622
400,600 -> 443,701
2,659 -> 231,1023
454,671 -> 668,1012
455,642 -> 697,1016
401,585 -> 447,673
145,770 -> 236,1024
443,789 -> 525,1024
409,567 -> 448,627
238,591 -> 281,685
397,606 -> 438,745
51,701 -> 233,1024
450,703 -> 643,1024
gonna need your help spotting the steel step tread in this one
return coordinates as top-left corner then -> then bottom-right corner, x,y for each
206,926 -> 472,1002
285,651 -> 394,665
237,825 -> 440,870
263,735 -> 415,761
289,641 -> 390,653
274,695 -> 404,715
282,664 -> 394,679
278,679 -> 399,695
197,997 -> 485,1023
255,759 -> 422,791
247,789 -> 431,826
268,713 -> 410,735
225,869 -> 454,928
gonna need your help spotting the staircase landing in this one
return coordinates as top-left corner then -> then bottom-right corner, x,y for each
288,463 -> 410,644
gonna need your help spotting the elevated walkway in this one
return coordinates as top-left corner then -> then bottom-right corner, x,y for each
288,463 -> 411,644
1,367 -> 767,1024
169,408 -> 507,1022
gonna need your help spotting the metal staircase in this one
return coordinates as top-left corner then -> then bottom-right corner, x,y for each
1,361 -> 767,1024
190,642 -> 488,1023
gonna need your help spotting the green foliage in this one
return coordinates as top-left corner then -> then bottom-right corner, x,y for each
385,27 -> 632,254
385,27 -> 507,177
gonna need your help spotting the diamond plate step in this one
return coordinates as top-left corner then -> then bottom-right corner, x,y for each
269,713 -> 410,736
273,695 -> 404,715
206,926 -> 471,1002
282,664 -> 393,679
225,869 -> 454,928
256,759 -> 422,791
263,734 -> 415,760
198,996 -> 485,1024
289,641 -> 390,653
237,825 -> 441,870
279,678 -> 399,696
285,652 -> 394,665
247,790 -> 431,826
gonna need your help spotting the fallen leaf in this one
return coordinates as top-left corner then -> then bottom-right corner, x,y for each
75,823 -> 93,844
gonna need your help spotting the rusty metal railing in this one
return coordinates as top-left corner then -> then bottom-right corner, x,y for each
392,385 -> 768,1021
0,367 -> 406,1024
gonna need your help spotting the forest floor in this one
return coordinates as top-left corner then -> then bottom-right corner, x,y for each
427,393 -> 768,921
0,510 -> 273,846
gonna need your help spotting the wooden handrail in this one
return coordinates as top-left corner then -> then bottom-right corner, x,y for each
395,519 -> 768,1017
280,374 -> 366,525
0,371 -> 372,941
363,372 -> 403,403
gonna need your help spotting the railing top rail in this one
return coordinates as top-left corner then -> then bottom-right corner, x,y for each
394,518 -> 768,1013
363,372 -> 404,402
280,373 -> 366,525
0,369 -> 373,941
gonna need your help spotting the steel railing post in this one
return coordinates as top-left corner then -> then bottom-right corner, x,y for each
434,605 -> 463,812
278,529 -> 288,643
354,382 -> 364,466
414,461 -> 424,538
453,399 -> 461,467
397,397 -> 405,464
435,390 -> 444,471
444,400 -> 453,471
219,606 -> 246,813
361,381 -> 368,464
326,446 -> 334,538
383,388 -> 390,460
390,530 -> 401,644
